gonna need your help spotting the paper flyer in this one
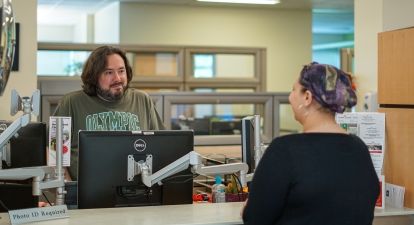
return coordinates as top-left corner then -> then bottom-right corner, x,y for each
385,182 -> 405,208
335,112 -> 385,177
48,116 -> 71,166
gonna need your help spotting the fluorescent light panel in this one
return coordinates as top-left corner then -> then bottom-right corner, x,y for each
197,0 -> 280,5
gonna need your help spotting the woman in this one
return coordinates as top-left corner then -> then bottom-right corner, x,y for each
242,62 -> 379,225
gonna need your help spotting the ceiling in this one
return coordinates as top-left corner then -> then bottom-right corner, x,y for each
37,0 -> 354,34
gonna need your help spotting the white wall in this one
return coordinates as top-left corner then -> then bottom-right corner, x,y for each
383,0 -> 414,32
38,25 -> 74,42
119,3 -> 312,92
0,0 -> 37,120
38,9 -> 88,43
73,16 -> 88,43
354,0 -> 383,111
94,2 -> 120,44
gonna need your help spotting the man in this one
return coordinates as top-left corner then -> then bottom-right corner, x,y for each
54,46 -> 165,180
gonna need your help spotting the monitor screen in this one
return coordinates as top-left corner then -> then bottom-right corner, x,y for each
211,120 -> 242,135
78,130 -> 194,209
0,121 -> 47,168
241,116 -> 255,174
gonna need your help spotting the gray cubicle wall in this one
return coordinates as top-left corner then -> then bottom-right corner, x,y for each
38,77 -> 292,146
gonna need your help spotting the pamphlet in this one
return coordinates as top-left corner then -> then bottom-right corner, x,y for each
335,112 -> 386,208
335,112 -> 385,177
385,182 -> 405,208
48,117 -> 71,166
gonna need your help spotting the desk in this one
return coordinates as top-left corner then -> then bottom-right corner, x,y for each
1,202 -> 414,225
0,203 -> 242,225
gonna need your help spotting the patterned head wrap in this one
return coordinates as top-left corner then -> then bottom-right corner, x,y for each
299,62 -> 357,113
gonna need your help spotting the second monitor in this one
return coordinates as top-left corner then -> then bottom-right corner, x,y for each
77,130 -> 194,209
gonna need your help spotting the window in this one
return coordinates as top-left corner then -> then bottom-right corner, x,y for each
37,50 -> 90,76
37,43 -> 266,92
193,54 -> 215,78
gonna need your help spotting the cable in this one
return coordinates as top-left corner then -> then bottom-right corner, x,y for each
179,174 -> 199,184
42,192 -> 52,206
0,199 -> 9,212
232,173 -> 243,192
231,173 -> 246,201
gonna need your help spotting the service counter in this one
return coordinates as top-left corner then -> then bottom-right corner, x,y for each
1,202 -> 414,225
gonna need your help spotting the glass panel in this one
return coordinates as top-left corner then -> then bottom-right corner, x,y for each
37,50 -> 90,76
192,88 -> 254,93
193,54 -> 214,78
138,88 -> 179,93
279,103 -> 302,136
129,52 -> 178,77
170,103 -> 264,136
192,53 -> 255,78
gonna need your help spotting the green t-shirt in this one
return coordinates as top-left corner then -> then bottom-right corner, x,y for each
53,88 -> 165,180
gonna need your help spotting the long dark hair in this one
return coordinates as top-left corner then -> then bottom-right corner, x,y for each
81,46 -> 133,95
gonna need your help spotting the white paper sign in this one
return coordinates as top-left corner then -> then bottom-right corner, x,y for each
48,117 -> 71,166
336,112 -> 385,176
385,182 -> 405,208
8,205 -> 69,225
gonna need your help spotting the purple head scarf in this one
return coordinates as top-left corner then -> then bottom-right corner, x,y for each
299,62 -> 357,113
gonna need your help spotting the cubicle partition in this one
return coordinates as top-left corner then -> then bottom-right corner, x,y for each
38,77 -> 297,147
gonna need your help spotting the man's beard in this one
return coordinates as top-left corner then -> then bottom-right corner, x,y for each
96,83 -> 128,102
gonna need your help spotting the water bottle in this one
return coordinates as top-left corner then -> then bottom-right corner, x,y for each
212,176 -> 226,203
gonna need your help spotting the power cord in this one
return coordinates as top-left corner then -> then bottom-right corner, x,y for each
42,192 -> 52,206
0,199 -> 9,212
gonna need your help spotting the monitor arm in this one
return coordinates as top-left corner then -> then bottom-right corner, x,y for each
0,89 -> 39,153
0,90 -> 66,205
128,151 -> 249,188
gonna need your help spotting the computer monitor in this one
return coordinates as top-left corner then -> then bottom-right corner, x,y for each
0,121 -> 47,168
188,118 -> 210,135
78,130 -> 194,209
170,118 -> 210,135
241,116 -> 256,174
0,121 -> 46,212
211,120 -> 242,135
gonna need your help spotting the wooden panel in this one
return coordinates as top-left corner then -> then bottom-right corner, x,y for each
379,108 -> 414,208
378,28 -> 414,104
134,53 -> 177,77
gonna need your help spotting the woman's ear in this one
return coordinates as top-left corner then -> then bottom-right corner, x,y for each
303,90 -> 313,106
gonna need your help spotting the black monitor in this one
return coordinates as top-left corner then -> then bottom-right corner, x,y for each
241,116 -> 256,174
0,121 -> 46,212
211,120 -> 241,135
78,130 -> 194,209
170,118 -> 210,135
187,118 -> 210,135
0,121 -> 47,168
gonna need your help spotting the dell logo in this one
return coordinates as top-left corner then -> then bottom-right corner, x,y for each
134,139 -> 146,152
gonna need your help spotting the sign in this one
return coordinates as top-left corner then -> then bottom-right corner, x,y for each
48,117 -> 71,166
336,112 -> 385,176
8,205 -> 69,225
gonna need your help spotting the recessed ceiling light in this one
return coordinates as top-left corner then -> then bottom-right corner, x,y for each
197,0 -> 280,5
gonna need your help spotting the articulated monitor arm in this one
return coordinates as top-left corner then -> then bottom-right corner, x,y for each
128,151 -> 249,188
0,89 -> 39,151
0,166 -> 64,196
0,92 -> 66,205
